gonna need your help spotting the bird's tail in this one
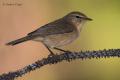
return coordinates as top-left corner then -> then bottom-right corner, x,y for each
6,36 -> 31,46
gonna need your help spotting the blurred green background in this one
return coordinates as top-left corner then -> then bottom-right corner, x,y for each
0,0 -> 120,80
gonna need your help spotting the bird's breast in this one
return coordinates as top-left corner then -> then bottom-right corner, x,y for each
42,30 -> 79,48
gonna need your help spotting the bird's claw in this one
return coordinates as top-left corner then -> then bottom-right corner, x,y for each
48,53 -> 55,57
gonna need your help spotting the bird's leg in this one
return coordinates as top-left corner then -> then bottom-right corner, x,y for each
44,44 -> 55,56
54,47 -> 71,53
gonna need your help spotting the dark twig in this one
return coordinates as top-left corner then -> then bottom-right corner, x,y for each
0,48 -> 120,80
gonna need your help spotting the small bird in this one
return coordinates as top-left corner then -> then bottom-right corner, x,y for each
6,11 -> 92,55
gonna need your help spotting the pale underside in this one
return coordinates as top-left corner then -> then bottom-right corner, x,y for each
33,30 -> 79,48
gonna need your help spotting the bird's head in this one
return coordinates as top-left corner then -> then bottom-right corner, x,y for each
64,11 -> 92,28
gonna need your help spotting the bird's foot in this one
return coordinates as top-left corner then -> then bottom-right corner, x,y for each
54,47 -> 71,53
48,53 -> 55,57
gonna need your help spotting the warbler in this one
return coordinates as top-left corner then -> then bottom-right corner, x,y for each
6,11 -> 92,55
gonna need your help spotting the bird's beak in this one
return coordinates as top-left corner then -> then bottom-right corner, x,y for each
84,17 -> 93,21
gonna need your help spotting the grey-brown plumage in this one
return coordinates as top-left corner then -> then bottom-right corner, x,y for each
6,11 -> 92,55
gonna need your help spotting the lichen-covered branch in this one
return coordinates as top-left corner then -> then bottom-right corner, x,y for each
0,49 -> 120,80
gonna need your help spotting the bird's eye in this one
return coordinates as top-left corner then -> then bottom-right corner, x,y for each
75,16 -> 80,18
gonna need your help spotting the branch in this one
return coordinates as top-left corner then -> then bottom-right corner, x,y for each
0,49 -> 120,80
